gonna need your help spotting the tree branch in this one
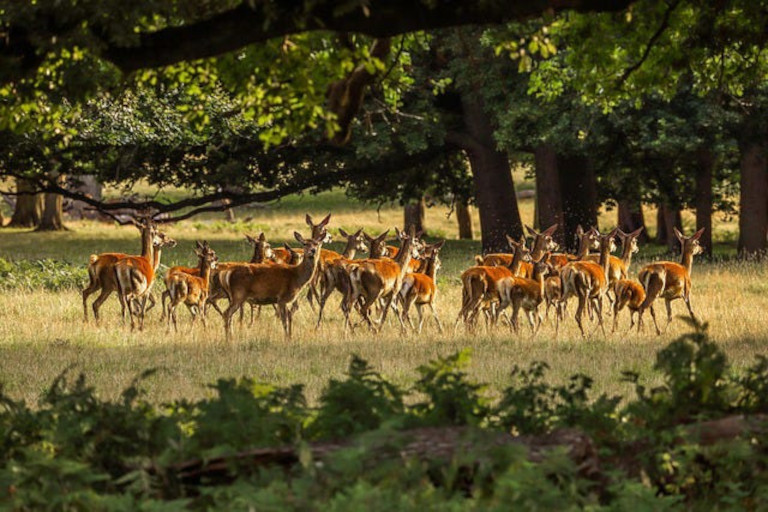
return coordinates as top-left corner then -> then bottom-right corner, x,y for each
617,0 -> 681,85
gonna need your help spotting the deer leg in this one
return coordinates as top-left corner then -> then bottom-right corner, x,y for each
684,294 -> 697,322
416,304 -> 426,333
145,292 -> 157,314
664,298 -> 674,330
315,278 -> 336,329
82,280 -> 100,322
90,287 -> 113,325
223,299 -> 244,341
594,296 -> 606,337
648,304 -> 661,336
574,294 -> 587,337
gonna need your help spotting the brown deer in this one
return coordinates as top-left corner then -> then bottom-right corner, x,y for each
220,231 -> 325,339
497,253 -> 553,335
315,228 -> 368,327
559,228 -> 617,337
585,226 -> 644,296
82,216 -> 172,323
552,225 -> 599,320
637,227 -> 705,335
113,222 -> 176,331
475,224 -> 558,278
166,241 -> 218,332
612,279 -> 646,332
344,226 -> 417,332
398,240 -> 446,333
455,235 -> 530,331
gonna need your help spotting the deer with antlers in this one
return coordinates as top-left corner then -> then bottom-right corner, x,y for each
559,227 -> 616,337
455,235 -> 530,331
637,227 -> 706,335
497,253 -> 553,335
82,215 -> 174,324
166,241 -> 218,332
220,231 -> 326,339
344,226 -> 418,332
398,240 -> 446,333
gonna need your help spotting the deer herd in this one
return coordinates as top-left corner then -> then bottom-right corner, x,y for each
81,213 -> 706,339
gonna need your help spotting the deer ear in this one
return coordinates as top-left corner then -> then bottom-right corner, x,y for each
283,242 -> 292,251
506,234 -> 517,247
378,229 -> 390,240
320,213 -> 331,227
294,231 -> 306,244
259,232 -> 266,241
519,234 -> 527,247
433,239 -> 445,251
305,214 -> 313,227
364,232 -> 373,241
354,228 -> 364,237
525,225 -> 537,237
196,241 -> 204,250
673,227 -> 685,242
631,226 -> 645,238
338,228 -> 349,237
576,225 -> 584,235
394,226 -> 402,238
544,223 -> 558,236
608,227 -> 619,239
692,227 -> 706,241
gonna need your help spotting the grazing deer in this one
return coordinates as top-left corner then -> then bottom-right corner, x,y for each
612,279 -> 646,332
455,235 -> 529,331
344,226 -> 417,332
398,240 -> 446,333
497,253 -> 552,335
475,224 -> 558,278
113,221 -> 176,331
315,228 -> 368,328
220,231 -> 325,339
166,241 -> 218,332
637,227 -> 705,335
559,228 -> 617,337
82,216 -> 170,323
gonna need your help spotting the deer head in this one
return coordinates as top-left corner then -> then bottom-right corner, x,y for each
306,213 -> 332,243
339,227 -> 368,253
245,232 -> 275,261
674,227 -> 706,257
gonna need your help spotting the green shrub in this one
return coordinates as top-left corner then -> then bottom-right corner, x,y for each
0,257 -> 88,291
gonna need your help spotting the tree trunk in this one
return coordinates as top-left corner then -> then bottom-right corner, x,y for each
8,179 -> 43,228
558,155 -> 598,252
617,199 -> 648,243
655,205 -> 666,245
404,197 -> 426,234
67,175 -> 103,219
456,202 -> 473,239
695,149 -> 714,257
737,141 -> 768,255
534,144 -> 564,246
37,174 -> 67,231
659,204 -> 682,253
457,95 -> 523,253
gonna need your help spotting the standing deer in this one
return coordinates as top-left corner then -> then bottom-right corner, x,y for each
612,279 -> 646,332
113,220 -> 176,331
315,228 -> 368,328
637,227 -> 705,335
344,226 -> 417,332
398,240 -> 446,333
559,228 -> 617,337
585,226 -> 644,299
82,216 -> 171,323
220,231 -> 326,340
476,224 -> 558,278
455,235 -> 530,331
497,253 -> 553,335
166,241 -> 218,332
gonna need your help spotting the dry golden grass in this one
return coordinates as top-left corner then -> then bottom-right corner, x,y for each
0,189 -> 762,406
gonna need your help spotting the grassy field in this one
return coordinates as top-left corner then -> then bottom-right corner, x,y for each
0,186 -> 764,407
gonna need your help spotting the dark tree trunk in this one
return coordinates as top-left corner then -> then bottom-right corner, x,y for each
404,197 -> 426,234
737,141 -> 768,255
617,199 -> 648,243
695,149 -> 714,257
660,204 -> 682,253
558,155 -> 598,252
655,205 -> 667,245
67,175 -> 103,219
534,144 -> 564,246
8,179 -> 43,228
456,95 -> 523,253
37,174 -> 67,231
456,202 -> 473,239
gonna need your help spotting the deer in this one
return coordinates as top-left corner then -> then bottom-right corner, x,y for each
384,228 -> 424,259
344,225 -> 417,332
559,228 -> 617,337
397,240 -> 446,333
475,224 -> 558,278
166,241 -> 218,332
113,220 -> 177,331
220,231 -> 326,340
585,226 -> 644,300
637,227 -> 705,335
82,215 -> 172,324
315,228 -> 368,328
454,235 -> 530,332
543,273 -> 565,322
496,252 -> 553,335
612,278 -> 646,332
550,225 -> 599,325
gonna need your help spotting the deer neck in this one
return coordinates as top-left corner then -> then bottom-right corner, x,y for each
200,260 -> 213,289
250,246 -> 263,263
342,239 -> 357,259
575,237 -> 591,260
394,238 -> 413,278
680,246 -> 695,275
298,250 -> 321,287
530,237 -> 545,261
151,246 -> 163,271
506,247 -> 526,274
140,228 -> 154,261
620,238 -> 635,268
598,243 -> 611,276
425,256 -> 438,281
533,268 -> 546,298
